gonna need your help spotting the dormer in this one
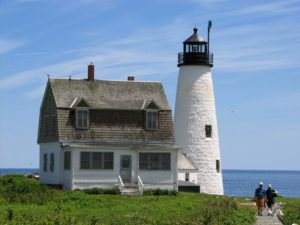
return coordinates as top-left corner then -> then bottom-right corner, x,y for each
70,97 -> 90,130
142,100 -> 160,130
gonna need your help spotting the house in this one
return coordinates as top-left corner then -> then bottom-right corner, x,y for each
37,64 -> 179,192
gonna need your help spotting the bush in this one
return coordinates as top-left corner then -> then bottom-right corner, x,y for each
81,187 -> 121,195
143,189 -> 178,196
0,175 -> 52,204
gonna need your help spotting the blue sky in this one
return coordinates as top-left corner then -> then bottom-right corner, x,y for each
0,0 -> 299,170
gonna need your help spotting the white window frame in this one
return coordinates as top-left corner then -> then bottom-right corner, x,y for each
76,108 -> 89,129
139,153 -> 171,170
80,152 -> 114,170
145,110 -> 159,130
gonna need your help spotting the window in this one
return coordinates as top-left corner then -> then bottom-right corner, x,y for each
205,125 -> 212,138
216,160 -> 220,173
146,111 -> 158,130
104,152 -> 114,169
80,152 -> 114,170
50,153 -> 55,172
185,173 -> 189,182
76,109 -> 89,129
139,153 -> 171,170
64,152 -> 71,170
192,45 -> 198,52
92,152 -> 102,169
80,152 -> 91,169
43,153 -> 47,172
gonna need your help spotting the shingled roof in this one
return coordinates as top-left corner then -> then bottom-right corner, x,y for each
48,79 -> 171,110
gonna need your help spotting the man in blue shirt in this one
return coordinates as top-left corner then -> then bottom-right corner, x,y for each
254,182 -> 266,216
266,184 -> 277,215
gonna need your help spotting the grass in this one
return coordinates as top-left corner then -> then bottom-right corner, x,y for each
0,175 -> 268,225
277,197 -> 300,225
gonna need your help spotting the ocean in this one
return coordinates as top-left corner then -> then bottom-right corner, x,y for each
1,169 -> 300,198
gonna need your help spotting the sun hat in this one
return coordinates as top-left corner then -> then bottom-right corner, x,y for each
259,182 -> 263,186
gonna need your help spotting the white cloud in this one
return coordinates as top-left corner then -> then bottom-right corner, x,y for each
0,38 -> 24,55
221,0 -> 300,17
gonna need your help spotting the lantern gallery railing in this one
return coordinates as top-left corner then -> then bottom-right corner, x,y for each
178,52 -> 213,67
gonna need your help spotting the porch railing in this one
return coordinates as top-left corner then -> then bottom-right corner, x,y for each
137,175 -> 144,194
118,175 -> 124,193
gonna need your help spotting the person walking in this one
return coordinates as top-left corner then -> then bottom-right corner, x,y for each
254,182 -> 266,216
266,184 -> 278,215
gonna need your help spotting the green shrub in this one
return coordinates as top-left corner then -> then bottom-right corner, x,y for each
0,174 -> 52,204
82,187 -> 121,195
143,188 -> 178,196
198,198 -> 255,225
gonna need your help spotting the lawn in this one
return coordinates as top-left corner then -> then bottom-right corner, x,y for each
2,174 -> 295,225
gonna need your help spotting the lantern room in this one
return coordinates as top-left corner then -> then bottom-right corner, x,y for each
178,22 -> 213,67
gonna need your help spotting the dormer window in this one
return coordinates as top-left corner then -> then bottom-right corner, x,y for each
146,110 -> 158,130
76,108 -> 89,129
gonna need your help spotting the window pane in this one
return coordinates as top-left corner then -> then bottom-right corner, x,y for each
160,153 -> 171,170
104,152 -> 113,169
80,152 -> 90,169
146,111 -> 158,130
152,112 -> 157,129
205,125 -> 212,138
64,152 -> 71,170
216,160 -> 220,173
50,153 -> 55,172
92,152 -> 102,169
76,109 -> 88,129
83,111 -> 88,128
139,153 -> 148,170
185,173 -> 189,181
150,153 -> 160,170
43,154 -> 47,172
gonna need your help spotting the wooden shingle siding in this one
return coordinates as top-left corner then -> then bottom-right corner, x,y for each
38,85 -> 59,143
57,109 -> 174,143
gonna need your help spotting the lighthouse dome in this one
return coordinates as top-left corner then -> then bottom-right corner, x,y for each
183,28 -> 205,43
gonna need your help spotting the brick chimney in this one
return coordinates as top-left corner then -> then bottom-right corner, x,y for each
88,63 -> 94,81
127,75 -> 134,81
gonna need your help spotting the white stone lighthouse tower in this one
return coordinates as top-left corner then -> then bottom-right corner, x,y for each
174,22 -> 224,195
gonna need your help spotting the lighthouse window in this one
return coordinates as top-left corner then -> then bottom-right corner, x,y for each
205,125 -> 212,138
192,45 -> 198,52
216,160 -> 220,173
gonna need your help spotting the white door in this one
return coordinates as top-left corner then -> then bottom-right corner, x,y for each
120,155 -> 132,183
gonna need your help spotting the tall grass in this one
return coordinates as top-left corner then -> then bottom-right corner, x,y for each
0,175 -> 257,225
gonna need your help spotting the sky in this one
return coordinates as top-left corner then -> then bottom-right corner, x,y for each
0,0 -> 299,170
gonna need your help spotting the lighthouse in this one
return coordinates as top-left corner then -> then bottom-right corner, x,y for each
174,22 -> 224,195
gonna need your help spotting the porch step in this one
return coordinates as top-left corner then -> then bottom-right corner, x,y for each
121,183 -> 142,196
